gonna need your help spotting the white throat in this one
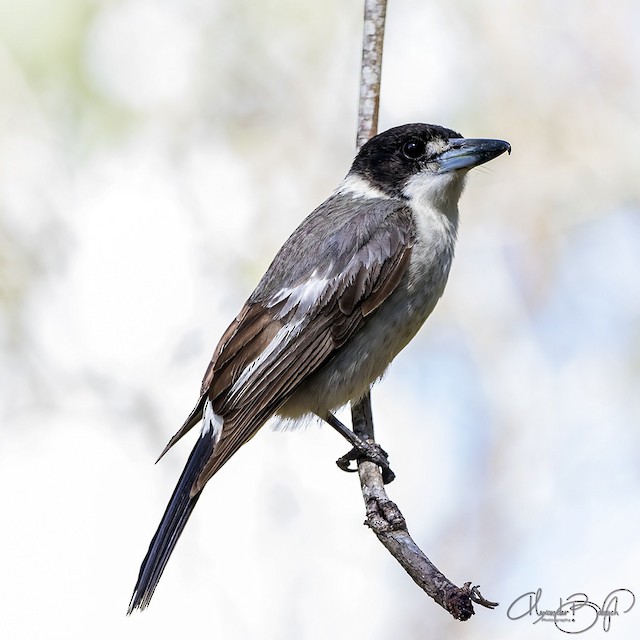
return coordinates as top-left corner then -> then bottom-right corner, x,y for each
402,170 -> 466,229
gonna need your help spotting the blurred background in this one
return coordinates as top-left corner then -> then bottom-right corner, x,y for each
1,0 -> 639,638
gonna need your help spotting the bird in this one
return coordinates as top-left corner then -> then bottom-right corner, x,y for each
127,123 -> 510,612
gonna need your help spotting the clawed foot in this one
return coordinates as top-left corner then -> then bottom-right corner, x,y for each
322,411 -> 395,484
336,440 -> 396,484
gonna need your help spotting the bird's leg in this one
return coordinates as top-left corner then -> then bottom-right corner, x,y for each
323,412 -> 395,484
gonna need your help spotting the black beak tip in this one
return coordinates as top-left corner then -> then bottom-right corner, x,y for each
494,139 -> 511,156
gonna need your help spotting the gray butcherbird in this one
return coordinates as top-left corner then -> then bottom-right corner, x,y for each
128,123 -> 510,612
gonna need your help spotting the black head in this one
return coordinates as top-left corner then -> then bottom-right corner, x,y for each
349,123 -> 510,199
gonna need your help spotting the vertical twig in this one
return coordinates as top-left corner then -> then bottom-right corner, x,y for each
355,0 -> 387,151
348,0 -> 498,621
351,0 -> 385,459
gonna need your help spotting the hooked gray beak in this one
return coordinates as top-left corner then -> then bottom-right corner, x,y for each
436,138 -> 511,173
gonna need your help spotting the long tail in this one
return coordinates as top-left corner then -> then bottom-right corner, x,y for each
127,427 -> 216,613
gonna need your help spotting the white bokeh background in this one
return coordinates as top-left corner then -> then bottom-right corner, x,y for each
1,1 -> 639,638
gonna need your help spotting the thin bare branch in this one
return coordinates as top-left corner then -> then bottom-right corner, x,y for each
356,0 -> 387,150
349,0 -> 498,621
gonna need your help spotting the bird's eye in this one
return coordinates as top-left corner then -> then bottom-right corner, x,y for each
401,140 -> 427,160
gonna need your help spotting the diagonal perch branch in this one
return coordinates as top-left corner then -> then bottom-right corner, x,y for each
350,0 -> 498,622
351,392 -> 498,621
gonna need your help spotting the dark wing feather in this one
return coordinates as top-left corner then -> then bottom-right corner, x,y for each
192,317 -> 337,494
155,302 -> 287,460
